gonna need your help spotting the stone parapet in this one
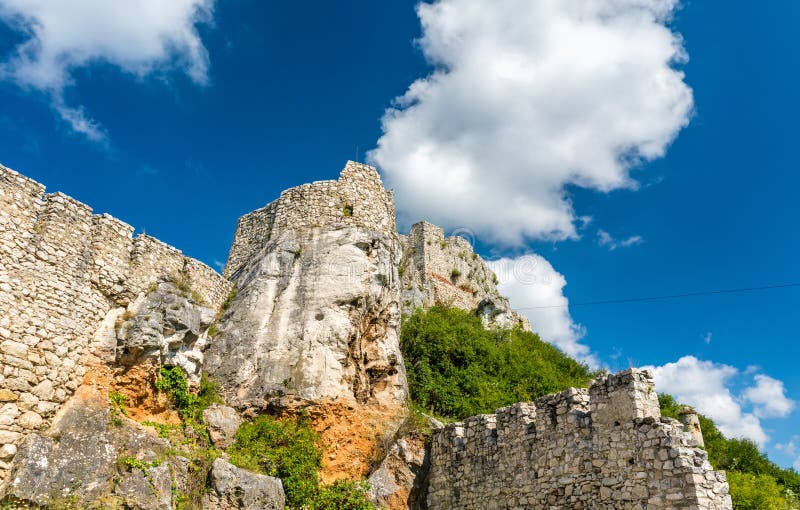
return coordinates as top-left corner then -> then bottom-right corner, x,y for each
426,369 -> 732,509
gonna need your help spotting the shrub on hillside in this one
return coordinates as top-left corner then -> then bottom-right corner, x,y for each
227,414 -> 375,510
400,306 -> 594,419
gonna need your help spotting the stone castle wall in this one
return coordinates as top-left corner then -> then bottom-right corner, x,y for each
400,221 -> 528,329
426,369 -> 732,509
224,161 -> 396,278
0,163 -> 232,481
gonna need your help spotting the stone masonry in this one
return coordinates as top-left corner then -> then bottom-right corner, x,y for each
426,369 -> 732,509
0,163 -> 232,482
400,221 -> 528,329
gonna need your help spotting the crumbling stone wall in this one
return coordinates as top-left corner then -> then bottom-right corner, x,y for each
400,221 -> 528,329
426,369 -> 732,509
224,161 -> 397,278
0,163 -> 232,482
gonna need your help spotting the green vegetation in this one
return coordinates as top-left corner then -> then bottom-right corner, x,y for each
343,205 -> 353,217
169,272 -> 205,304
155,368 -> 221,423
659,394 -> 800,509
401,306 -> 595,419
109,390 -> 128,426
227,413 -> 375,510
450,268 -> 461,280
207,323 -> 221,338
218,287 -> 237,317
151,368 -> 224,508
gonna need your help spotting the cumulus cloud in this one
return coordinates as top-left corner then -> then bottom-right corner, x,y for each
775,437 -> 800,471
597,230 -> 644,250
486,255 -> 596,367
0,0 -> 214,140
743,374 -> 795,419
645,356 -> 795,447
370,0 -> 693,245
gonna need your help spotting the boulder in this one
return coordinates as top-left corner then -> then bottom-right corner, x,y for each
203,404 -> 242,449
0,385 -> 170,507
203,458 -> 285,510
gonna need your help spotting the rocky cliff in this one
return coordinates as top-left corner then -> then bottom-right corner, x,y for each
0,161 -> 732,509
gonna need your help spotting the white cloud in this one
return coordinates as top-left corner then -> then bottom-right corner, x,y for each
703,332 -> 712,344
486,255 -> 596,368
370,0 -> 693,245
0,0 -> 214,140
743,374 -> 795,419
775,438 -> 800,471
597,229 -> 644,250
645,356 -> 796,447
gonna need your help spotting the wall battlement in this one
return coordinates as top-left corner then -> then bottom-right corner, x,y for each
427,369 -> 732,509
0,163 -> 232,481
223,161 -> 396,278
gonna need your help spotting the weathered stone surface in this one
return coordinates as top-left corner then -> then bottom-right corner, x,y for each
203,404 -> 242,449
206,163 -> 408,408
399,221 -> 529,330
203,458 -> 285,510
368,415 -> 440,510
115,462 -> 172,510
116,280 -> 215,385
426,369 -> 733,510
0,163 -> 232,479
0,385 -> 169,507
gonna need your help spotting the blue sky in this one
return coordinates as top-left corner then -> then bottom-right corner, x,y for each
0,1 -> 798,468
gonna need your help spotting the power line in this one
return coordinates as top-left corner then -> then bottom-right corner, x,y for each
515,282 -> 800,310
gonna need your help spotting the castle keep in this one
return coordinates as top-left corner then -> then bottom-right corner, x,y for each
0,161 -> 732,508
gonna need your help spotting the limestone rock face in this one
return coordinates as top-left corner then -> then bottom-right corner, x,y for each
0,385 -> 171,507
116,279 -> 215,385
206,227 -> 407,408
203,404 -> 242,449
368,415 -> 442,510
203,458 -> 285,510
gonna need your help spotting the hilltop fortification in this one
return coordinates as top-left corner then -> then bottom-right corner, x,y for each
0,161 -> 732,509
400,221 -> 528,329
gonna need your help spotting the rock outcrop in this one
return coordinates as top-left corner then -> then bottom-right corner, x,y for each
0,161 -> 733,509
206,162 -> 407,409
1,383 -> 179,508
203,458 -> 285,510
400,221 -> 528,329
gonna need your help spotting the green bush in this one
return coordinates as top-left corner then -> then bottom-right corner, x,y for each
401,306 -> 594,419
154,368 -> 221,423
312,480 -> 374,510
727,472 -> 789,510
227,414 -> 376,509
227,414 -> 322,507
